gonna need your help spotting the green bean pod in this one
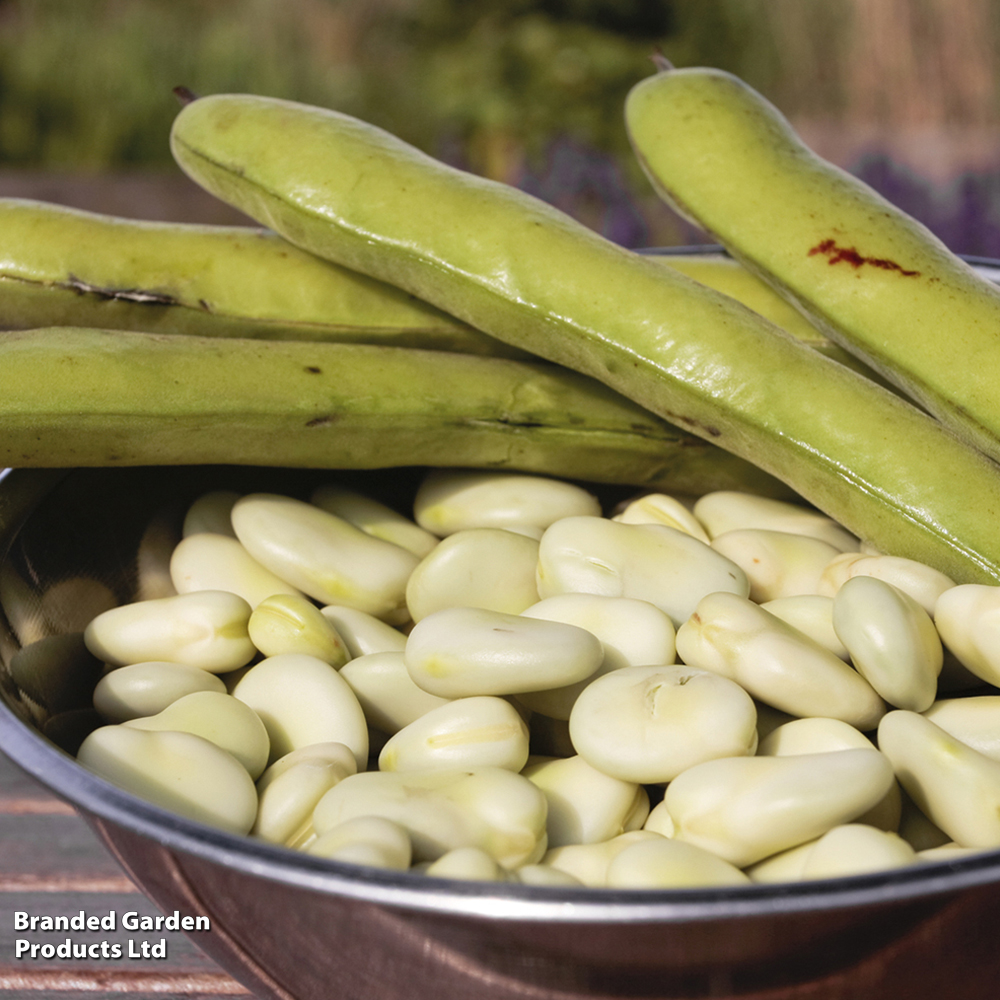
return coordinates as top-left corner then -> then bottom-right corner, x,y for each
0,197 -> 522,357
651,253 -> 888,385
624,65 -> 1000,462
0,326 -> 786,496
169,93 -> 1000,583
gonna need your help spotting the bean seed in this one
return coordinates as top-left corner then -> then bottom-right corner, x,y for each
693,492 -> 859,552
248,593 -> 349,666
414,470 -> 600,536
182,490 -> 240,538
170,533 -> 303,608
664,748 -> 894,867
320,605 -> 407,657
378,696 -> 529,773
676,592 -> 885,729
93,661 -> 227,723
711,529 -> 840,603
833,576 -> 942,712
232,653 -> 368,769
231,493 -> 419,622
313,767 -> 548,868
606,836 -> 750,889
405,528 -> 540,622
124,690 -> 270,779
311,485 -> 438,557
878,710 -> 1000,849
516,593 -> 676,719
307,815 -> 412,870
820,552 -> 955,615
933,584 -> 1000,687
523,755 -> 649,847
254,742 -> 357,847
340,650 -> 451,735
568,664 -> 758,784
611,492 -> 710,543
84,590 -> 255,673
404,606 -> 603,698
77,725 -> 257,835
537,515 -> 749,626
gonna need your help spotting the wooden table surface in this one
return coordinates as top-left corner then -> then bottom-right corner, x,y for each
0,748 -> 251,999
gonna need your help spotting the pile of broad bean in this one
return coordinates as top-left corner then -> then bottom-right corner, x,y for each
77,469 -> 1000,888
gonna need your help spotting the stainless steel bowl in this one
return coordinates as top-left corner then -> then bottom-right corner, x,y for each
3,256 -> 1000,999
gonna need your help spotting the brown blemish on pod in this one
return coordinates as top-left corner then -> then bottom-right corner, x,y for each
808,239 -> 920,277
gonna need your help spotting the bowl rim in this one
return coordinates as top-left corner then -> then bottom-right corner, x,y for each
3,250 -> 1000,924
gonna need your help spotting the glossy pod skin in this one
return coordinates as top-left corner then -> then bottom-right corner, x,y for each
171,94 -> 1000,585
0,326 -> 785,496
625,66 -> 1000,464
653,253 -> 886,383
0,197 -> 523,357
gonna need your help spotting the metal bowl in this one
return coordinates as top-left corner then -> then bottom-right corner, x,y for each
3,257 -> 1000,999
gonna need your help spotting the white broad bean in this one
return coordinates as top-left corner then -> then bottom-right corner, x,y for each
405,528 -> 540,622
77,726 -> 257,835
320,605 -> 407,657
664,748 -> 894,867
253,742 -> 357,847
311,485 -> 438,557
568,665 -> 758,784
523,755 -> 649,847
710,529 -> 840,603
169,533 -> 303,608
378,696 -> 529,773
232,653 -> 368,769
93,661 -> 226,723
517,594 -> 676,720
833,577 -> 942,712
182,490 -> 240,537
693,491 -> 860,551
424,846 -> 509,882
797,825 -> 916,879
758,717 -> 901,832
643,799 -> 675,838
820,552 -> 955,615
898,789 -> 951,852
248,593 -> 349,666
307,815 -> 412,870
231,493 -> 419,622
606,836 -> 750,889
340,651 -> 451,735
124,690 -> 270,779
933,584 -> 1000,687
414,469 -> 600,536
917,844 -> 989,864
544,830 -> 663,887
513,864 -> 583,887
611,493 -> 710,543
536,516 -> 748,627
923,697 -> 1000,762
84,590 -> 255,673
877,710 -> 1000,849
404,607 -> 603,698
748,825 -> 915,882
312,767 -> 548,868
676,592 -> 886,730
759,595 -> 849,660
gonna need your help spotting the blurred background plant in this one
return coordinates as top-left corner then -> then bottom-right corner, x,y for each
1,0 -> 999,252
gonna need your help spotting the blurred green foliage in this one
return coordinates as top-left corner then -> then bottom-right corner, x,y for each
4,1 -> 995,247
0,0 -> 777,175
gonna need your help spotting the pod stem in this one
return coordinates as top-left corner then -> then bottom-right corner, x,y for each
173,86 -> 199,107
651,50 -> 675,73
